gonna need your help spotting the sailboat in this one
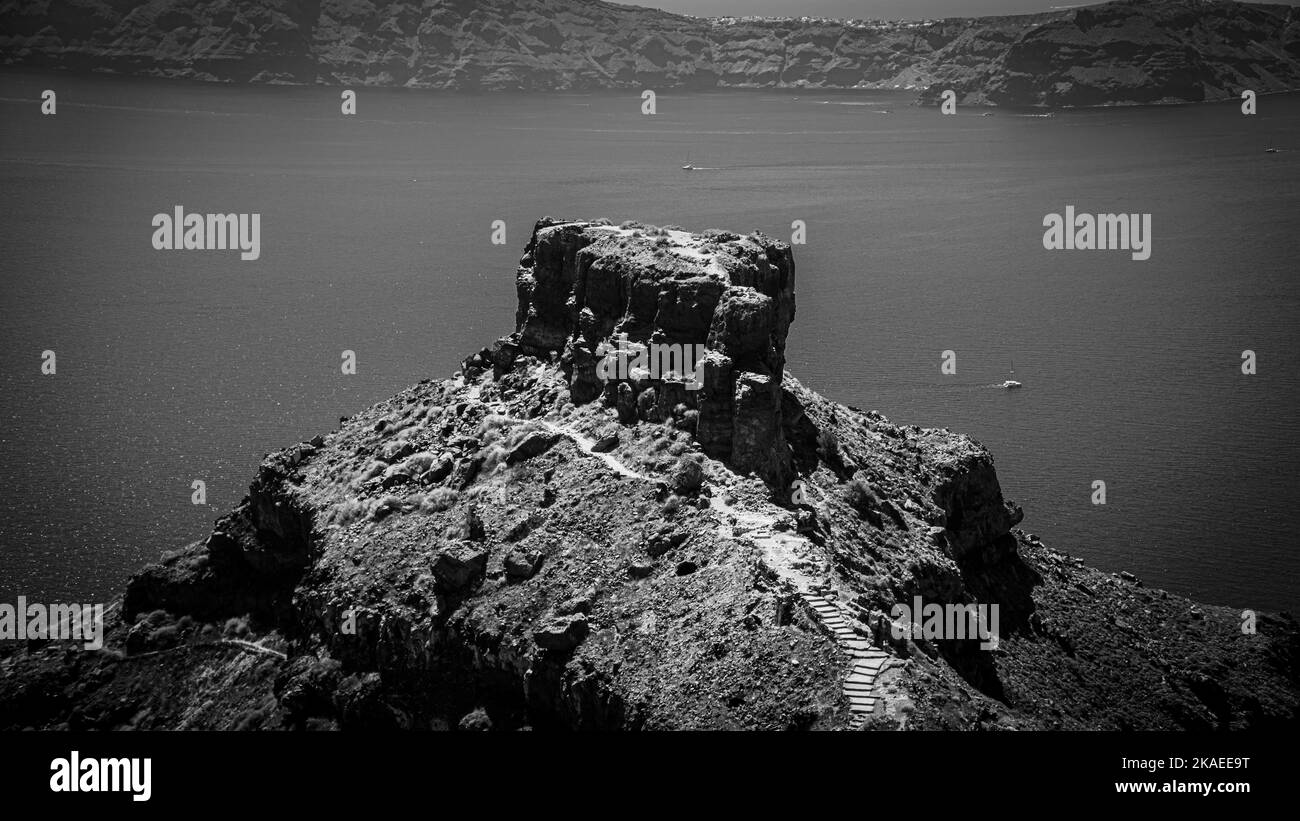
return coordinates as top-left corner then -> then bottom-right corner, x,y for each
682,152 -> 695,171
1001,359 -> 1022,389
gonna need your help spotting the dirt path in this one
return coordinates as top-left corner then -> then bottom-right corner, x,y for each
528,410 -> 892,728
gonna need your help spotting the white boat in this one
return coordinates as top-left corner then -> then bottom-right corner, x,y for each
1002,360 -> 1021,388
681,163 -> 694,171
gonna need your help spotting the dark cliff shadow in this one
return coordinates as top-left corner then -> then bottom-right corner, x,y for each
938,535 -> 1044,705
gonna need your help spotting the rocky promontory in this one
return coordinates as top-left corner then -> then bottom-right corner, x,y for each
1,218 -> 1296,731
2,0 -> 1298,107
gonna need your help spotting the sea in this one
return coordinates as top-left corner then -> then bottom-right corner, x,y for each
1,70 -> 1297,614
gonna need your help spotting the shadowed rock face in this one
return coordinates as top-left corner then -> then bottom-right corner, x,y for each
2,0 -> 1296,107
477,218 -> 796,486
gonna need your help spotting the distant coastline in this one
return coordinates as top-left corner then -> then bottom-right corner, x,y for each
2,0 -> 1298,107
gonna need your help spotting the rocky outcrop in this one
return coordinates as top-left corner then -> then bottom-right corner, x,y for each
2,0 -> 1296,107
2,215 -> 1297,733
477,218 -> 796,486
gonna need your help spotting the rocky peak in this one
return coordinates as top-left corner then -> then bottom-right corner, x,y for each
468,218 -> 796,486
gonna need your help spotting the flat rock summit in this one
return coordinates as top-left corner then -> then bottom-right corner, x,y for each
3,0 -> 1299,106
2,218 -> 1297,730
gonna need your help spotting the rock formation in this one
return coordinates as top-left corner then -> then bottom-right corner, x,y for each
1,218 -> 1296,732
466,218 -> 795,485
2,0 -> 1297,107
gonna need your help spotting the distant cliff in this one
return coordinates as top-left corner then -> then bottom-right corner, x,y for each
2,0 -> 1298,106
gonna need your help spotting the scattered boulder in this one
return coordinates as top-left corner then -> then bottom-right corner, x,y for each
461,505 -> 486,541
423,455 -> 455,484
592,433 -> 619,453
380,468 -> 412,489
647,526 -> 688,558
450,453 -> 484,489
432,544 -> 489,592
507,430 -> 560,465
504,515 -> 535,542
504,548 -> 543,581
556,591 -> 594,616
533,614 -> 589,652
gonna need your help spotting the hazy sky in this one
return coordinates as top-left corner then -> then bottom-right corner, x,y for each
626,0 -> 1300,21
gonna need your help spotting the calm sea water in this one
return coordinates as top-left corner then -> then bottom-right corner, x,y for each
1,71 -> 1297,614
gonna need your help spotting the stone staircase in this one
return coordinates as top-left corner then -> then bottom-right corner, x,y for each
800,590 -> 890,729
513,401 -> 891,730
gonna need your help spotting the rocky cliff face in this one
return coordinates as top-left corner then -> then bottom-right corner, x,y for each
920,0 -> 1300,106
2,0 -> 1297,107
1,218 -> 1297,732
468,219 -> 795,485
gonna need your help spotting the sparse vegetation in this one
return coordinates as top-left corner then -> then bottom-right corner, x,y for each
420,488 -> 460,513
672,458 -> 705,495
404,452 -> 436,475
817,428 -> 842,468
371,495 -> 403,519
477,414 -> 511,441
331,498 -> 368,525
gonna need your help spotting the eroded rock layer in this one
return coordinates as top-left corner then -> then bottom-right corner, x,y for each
2,0 -> 1298,107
